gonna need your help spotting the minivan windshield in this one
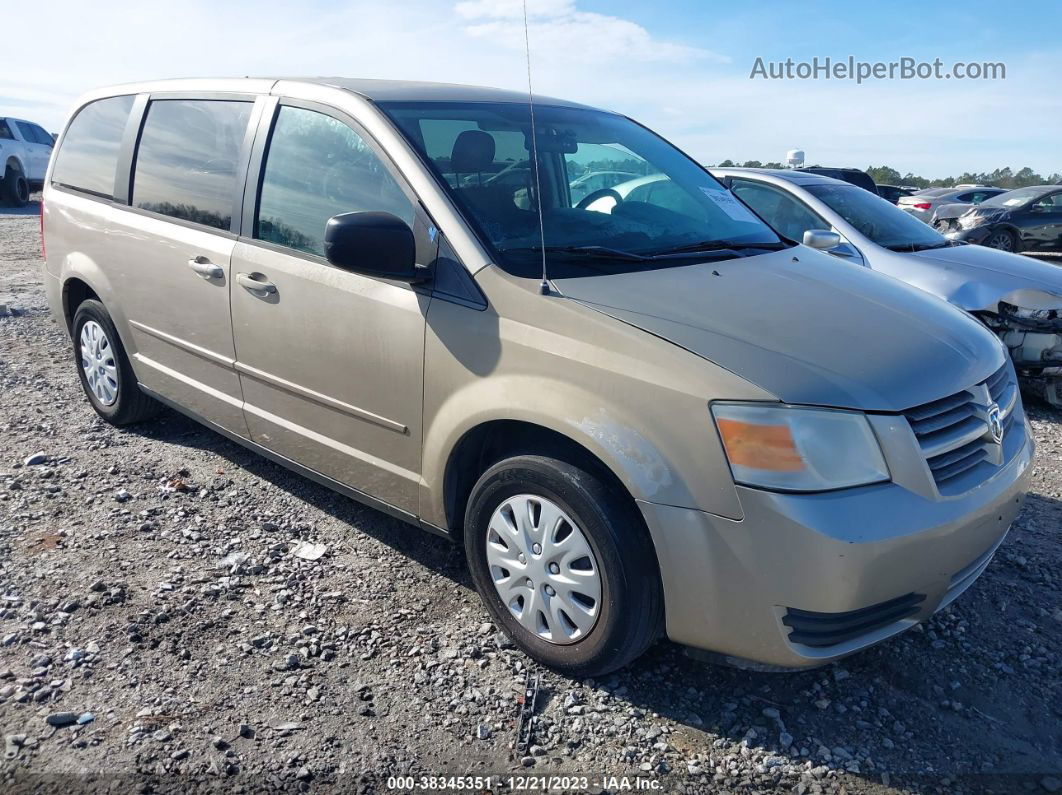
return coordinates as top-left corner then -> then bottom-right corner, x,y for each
806,183 -> 949,250
381,102 -> 783,272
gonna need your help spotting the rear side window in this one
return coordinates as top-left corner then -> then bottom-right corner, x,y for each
51,95 -> 134,198
0,120 -> 13,140
29,124 -> 55,146
255,105 -> 413,256
132,99 -> 252,230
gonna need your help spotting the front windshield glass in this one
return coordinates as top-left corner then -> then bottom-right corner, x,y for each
381,102 -> 781,271
806,183 -> 947,249
980,187 -> 1048,209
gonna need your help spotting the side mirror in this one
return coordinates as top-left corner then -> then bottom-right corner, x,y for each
324,212 -> 418,280
803,229 -> 842,250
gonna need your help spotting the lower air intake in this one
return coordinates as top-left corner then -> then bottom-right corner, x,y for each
782,592 -> 926,648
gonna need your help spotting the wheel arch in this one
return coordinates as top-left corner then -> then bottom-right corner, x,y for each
442,418 -> 640,537
4,155 -> 25,175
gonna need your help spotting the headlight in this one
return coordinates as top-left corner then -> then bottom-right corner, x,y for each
711,403 -> 889,491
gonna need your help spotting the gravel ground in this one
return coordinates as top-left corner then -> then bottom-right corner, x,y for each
1,198 -> 1060,794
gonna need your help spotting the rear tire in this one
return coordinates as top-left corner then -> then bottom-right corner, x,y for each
464,455 -> 662,677
2,166 -> 29,207
71,299 -> 160,425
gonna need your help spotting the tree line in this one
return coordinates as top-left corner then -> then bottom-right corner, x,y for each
710,161 -> 1062,189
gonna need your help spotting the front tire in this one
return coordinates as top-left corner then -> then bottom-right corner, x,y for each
464,455 -> 662,677
72,300 -> 160,425
983,228 -> 1017,252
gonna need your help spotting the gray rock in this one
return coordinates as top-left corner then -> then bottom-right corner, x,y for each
476,723 -> 491,740
24,452 -> 49,466
46,711 -> 77,727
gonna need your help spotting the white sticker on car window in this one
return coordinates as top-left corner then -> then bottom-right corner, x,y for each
700,188 -> 760,222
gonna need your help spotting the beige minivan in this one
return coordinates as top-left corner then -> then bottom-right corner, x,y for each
43,78 -> 1032,675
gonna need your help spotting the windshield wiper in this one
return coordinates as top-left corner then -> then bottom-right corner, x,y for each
885,241 -> 952,252
503,245 -> 651,262
642,240 -> 787,258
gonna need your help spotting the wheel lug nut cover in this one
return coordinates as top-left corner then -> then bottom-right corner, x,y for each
549,562 -> 560,574
532,543 -> 542,554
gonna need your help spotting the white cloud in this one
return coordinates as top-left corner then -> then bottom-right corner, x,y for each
456,0 -> 727,64
0,0 -> 1056,176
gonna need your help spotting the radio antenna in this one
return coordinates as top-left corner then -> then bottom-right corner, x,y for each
522,0 -> 549,295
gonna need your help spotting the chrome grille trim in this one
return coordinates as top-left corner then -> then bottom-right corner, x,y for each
901,363 -> 1017,492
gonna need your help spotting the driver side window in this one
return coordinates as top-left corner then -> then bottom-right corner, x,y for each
730,179 -> 827,241
1033,193 -> 1062,211
256,106 -> 413,257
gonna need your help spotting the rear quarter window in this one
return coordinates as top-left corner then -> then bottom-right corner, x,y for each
51,95 -> 135,198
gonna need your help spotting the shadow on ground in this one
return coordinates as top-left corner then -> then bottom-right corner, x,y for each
0,199 -> 41,217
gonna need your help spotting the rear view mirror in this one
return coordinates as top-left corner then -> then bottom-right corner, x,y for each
803,229 -> 842,250
324,212 -> 418,281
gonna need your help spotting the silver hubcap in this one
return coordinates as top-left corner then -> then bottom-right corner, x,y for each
485,494 -> 601,645
79,320 -> 118,406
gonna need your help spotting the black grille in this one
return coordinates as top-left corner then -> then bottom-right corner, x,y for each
782,593 -> 926,648
901,363 -> 1017,492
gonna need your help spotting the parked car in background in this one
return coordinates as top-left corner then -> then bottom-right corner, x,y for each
876,184 -> 917,204
568,169 -> 639,204
0,116 -> 55,206
796,166 -> 878,194
711,167 -> 1062,407
944,186 -> 1062,254
43,78 -> 1031,675
898,186 -> 1006,224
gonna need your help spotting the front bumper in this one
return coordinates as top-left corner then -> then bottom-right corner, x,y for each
640,427 -> 1033,669
945,225 -> 993,245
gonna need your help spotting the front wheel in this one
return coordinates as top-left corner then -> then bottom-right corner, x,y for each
464,455 -> 662,677
983,228 -> 1017,252
72,299 -> 160,425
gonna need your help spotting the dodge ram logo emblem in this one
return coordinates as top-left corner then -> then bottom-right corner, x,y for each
986,404 -> 1004,444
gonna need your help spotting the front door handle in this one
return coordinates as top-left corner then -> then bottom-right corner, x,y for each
188,257 -> 224,280
236,272 -> 278,297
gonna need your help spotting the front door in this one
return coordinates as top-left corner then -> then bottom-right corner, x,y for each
230,102 -> 433,515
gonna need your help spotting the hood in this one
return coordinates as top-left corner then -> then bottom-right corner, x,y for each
904,243 -> 1062,312
552,247 -> 1004,412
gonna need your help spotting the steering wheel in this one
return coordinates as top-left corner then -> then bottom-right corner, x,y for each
576,187 -> 622,211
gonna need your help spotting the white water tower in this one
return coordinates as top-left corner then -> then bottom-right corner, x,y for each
786,149 -> 805,169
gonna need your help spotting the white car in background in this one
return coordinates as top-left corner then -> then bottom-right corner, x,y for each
0,116 -> 54,206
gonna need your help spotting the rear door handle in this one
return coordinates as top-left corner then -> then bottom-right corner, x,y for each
188,257 -> 224,280
236,272 -> 278,297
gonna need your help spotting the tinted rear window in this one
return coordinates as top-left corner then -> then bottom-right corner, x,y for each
132,99 -> 253,230
51,96 -> 134,198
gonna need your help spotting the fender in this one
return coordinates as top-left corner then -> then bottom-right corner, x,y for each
59,254 -> 137,356
419,371 -> 737,531
3,153 -> 26,177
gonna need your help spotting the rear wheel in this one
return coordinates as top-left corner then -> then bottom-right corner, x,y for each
983,228 -> 1017,252
71,299 -> 160,425
2,165 -> 29,207
464,455 -> 662,677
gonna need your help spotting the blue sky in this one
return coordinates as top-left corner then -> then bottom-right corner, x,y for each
3,0 -> 1058,178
